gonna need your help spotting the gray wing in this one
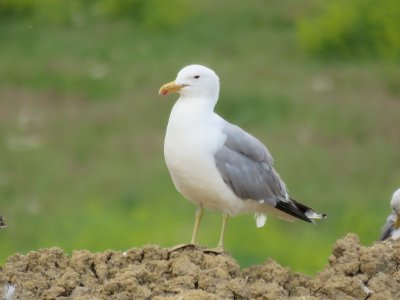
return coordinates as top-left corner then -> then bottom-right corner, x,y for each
379,213 -> 395,241
215,122 -> 312,222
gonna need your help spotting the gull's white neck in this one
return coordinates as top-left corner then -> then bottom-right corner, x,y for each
165,95 -> 223,145
174,95 -> 217,115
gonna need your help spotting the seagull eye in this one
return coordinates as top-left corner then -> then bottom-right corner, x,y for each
194,75 -> 200,79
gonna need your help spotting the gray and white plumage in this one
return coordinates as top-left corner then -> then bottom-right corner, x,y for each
214,123 -> 316,223
0,215 -> 5,229
159,65 -> 326,247
379,188 -> 400,241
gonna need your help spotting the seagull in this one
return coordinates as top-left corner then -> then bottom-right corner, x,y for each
0,215 -> 5,228
379,188 -> 400,241
159,64 -> 326,250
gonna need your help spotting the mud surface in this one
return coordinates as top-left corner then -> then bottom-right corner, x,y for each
1,234 -> 399,299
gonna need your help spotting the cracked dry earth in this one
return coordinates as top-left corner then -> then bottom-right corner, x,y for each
0,234 -> 400,299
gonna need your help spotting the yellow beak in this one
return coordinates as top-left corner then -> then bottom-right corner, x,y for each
159,81 -> 184,96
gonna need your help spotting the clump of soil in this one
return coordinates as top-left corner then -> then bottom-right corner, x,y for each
0,234 -> 399,299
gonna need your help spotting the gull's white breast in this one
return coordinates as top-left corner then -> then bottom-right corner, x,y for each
164,98 -> 244,215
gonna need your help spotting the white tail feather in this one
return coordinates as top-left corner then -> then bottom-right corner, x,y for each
255,213 -> 267,228
305,209 -> 327,220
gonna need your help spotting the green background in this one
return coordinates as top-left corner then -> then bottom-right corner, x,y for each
0,0 -> 399,274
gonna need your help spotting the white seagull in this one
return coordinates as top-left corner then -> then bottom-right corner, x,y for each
379,188 -> 400,241
159,64 -> 326,250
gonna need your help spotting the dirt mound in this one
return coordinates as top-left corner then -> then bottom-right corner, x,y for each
0,234 -> 399,299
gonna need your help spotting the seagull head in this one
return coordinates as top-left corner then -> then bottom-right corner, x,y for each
159,65 -> 220,101
391,188 -> 400,228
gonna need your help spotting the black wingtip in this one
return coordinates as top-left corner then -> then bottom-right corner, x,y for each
275,200 -> 312,223
275,197 -> 327,223
379,230 -> 392,241
379,220 -> 395,241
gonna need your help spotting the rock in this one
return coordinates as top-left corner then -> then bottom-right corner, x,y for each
0,235 -> 399,299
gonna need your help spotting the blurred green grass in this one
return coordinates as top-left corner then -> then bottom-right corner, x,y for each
0,0 -> 399,274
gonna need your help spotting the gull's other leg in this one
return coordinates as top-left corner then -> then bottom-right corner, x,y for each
191,205 -> 203,244
204,212 -> 229,254
217,212 -> 229,249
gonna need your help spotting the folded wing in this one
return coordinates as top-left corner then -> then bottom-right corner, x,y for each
215,122 -> 317,223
